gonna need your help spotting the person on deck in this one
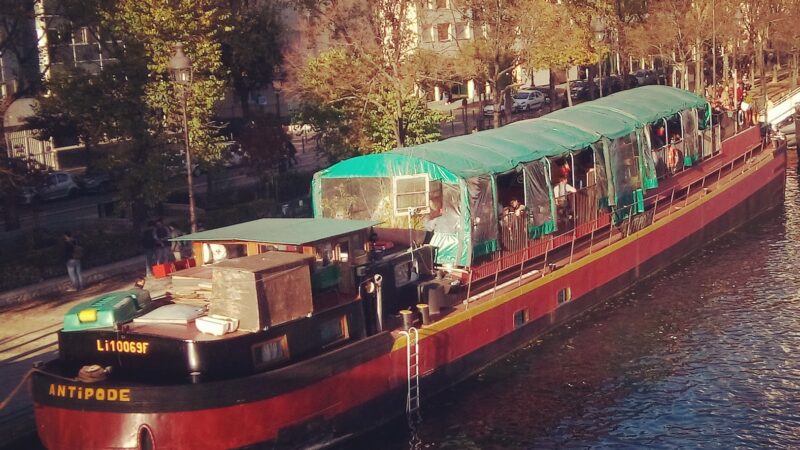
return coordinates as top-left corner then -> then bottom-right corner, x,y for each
554,178 -> 576,230
506,198 -> 525,217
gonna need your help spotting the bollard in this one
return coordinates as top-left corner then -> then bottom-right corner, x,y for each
417,304 -> 430,326
400,309 -> 414,331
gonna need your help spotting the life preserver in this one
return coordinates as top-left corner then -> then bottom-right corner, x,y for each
736,109 -> 745,126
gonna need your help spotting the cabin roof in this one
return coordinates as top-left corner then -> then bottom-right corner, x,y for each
173,218 -> 378,245
316,86 -> 710,180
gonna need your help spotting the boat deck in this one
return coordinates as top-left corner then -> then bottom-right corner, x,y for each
386,132 -> 777,339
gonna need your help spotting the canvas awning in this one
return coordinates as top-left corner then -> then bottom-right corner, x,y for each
318,85 -> 710,181
173,218 -> 379,245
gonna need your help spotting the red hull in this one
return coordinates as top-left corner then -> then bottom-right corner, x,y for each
32,128 -> 786,449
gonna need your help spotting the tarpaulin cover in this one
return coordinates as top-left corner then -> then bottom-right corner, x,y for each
313,86 -> 710,266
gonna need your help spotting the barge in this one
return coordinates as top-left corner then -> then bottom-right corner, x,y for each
30,86 -> 786,449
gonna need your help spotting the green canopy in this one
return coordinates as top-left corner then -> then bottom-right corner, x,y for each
173,218 -> 378,245
580,85 -> 711,128
318,85 -> 709,180
313,85 -> 710,267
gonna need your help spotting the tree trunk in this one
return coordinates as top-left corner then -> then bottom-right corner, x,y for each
548,68 -> 556,112
793,52 -> 798,91
695,40 -> 703,95
759,38 -> 767,111
238,88 -> 251,120
394,94 -> 405,147
566,68 -> 573,107
492,85 -> 501,129
722,44 -> 729,86
683,64 -> 689,90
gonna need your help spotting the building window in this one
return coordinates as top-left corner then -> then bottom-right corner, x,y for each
513,309 -> 529,329
455,22 -> 469,40
557,287 -> 571,305
321,315 -> 349,346
251,335 -> 289,369
72,27 -> 89,44
437,23 -> 451,42
422,25 -> 433,43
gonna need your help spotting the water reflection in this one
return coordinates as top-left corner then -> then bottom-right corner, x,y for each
351,171 -> 800,449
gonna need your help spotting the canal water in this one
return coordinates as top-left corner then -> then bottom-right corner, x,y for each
349,169 -> 800,449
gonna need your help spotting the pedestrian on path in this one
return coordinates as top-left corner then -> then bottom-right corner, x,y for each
63,231 -> 83,291
142,221 -> 157,276
154,219 -> 171,264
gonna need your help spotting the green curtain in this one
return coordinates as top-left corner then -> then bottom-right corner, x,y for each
528,221 -> 556,239
473,239 -> 499,257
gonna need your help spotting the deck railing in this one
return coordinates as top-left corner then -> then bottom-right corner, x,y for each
464,135 -> 768,302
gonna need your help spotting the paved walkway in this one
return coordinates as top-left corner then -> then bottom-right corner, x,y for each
0,267 -> 170,449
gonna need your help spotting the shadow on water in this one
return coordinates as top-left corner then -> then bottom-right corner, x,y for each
348,170 -> 800,449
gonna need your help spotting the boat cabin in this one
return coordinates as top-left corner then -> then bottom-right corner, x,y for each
313,86 -> 721,281
57,218 -> 436,383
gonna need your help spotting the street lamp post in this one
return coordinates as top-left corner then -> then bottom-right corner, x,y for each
592,17 -> 607,99
168,44 -> 197,233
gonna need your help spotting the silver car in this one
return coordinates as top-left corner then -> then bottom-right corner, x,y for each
18,171 -> 81,204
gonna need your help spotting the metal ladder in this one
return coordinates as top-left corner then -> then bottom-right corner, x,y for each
401,327 -> 421,423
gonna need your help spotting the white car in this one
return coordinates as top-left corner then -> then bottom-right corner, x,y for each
512,89 -> 546,112
18,171 -> 81,204
483,103 -> 506,117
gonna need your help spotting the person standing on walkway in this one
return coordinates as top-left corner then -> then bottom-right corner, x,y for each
154,219 -> 171,264
142,221 -> 157,276
63,231 -> 83,291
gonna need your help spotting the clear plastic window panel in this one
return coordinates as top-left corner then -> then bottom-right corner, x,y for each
609,132 -> 640,215
468,175 -> 498,257
637,128 -> 658,189
522,160 -> 555,238
681,109 -> 700,164
592,141 -> 611,207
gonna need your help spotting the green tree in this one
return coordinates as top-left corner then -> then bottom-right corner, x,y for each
112,0 -> 230,167
222,0 -> 285,120
0,153 -> 46,231
451,0 -> 522,129
519,0 -> 604,107
291,1 -> 446,161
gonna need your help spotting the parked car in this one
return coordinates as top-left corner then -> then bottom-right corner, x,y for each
632,69 -> 658,86
512,89 -> 546,112
79,170 -> 117,194
176,142 -> 248,177
569,80 -> 591,100
18,171 -> 81,204
594,75 -> 623,94
483,103 -> 506,116
528,86 -> 557,105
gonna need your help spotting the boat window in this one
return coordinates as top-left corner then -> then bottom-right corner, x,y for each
513,309 -> 529,329
394,174 -> 430,216
394,260 -> 418,287
251,335 -> 289,369
315,243 -> 333,266
201,243 -> 246,264
557,287 -> 571,305
321,315 -> 349,346
336,240 -> 350,263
